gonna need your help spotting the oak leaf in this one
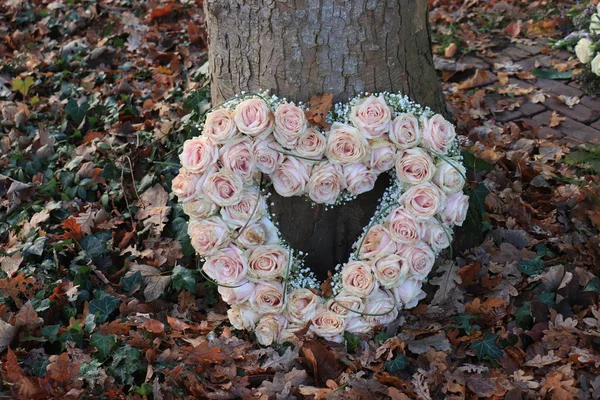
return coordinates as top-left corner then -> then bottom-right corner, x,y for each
305,93 -> 333,129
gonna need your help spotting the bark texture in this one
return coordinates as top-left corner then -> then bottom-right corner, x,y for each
205,0 -> 446,279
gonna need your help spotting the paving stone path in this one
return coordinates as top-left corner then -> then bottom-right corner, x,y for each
436,38 -> 600,146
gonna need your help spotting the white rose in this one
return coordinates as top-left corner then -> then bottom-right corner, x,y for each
345,317 -> 374,334
392,278 -> 426,309
220,188 -> 266,229
343,163 -> 377,196
422,218 -> 451,253
363,289 -> 398,325
389,113 -> 421,149
592,53 -> 600,77
248,244 -> 289,280
203,244 -> 248,285
590,13 -> 600,35
374,254 -> 410,288
228,302 -> 260,330
188,216 -> 231,256
399,182 -> 447,221
326,123 -> 370,164
285,288 -> 321,325
349,95 -> 392,138
440,192 -> 469,227
274,103 -> 307,149
575,38 -> 594,64
307,164 -> 344,204
252,136 -> 285,174
341,261 -> 377,297
255,314 -> 288,346
182,197 -> 219,219
271,157 -> 311,197
309,307 -> 346,342
395,148 -> 436,185
250,281 -> 285,314
433,161 -> 466,194
218,280 -> 255,304
172,168 -> 209,203
235,217 -> 279,250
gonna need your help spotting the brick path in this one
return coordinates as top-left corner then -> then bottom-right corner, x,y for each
436,39 -> 600,146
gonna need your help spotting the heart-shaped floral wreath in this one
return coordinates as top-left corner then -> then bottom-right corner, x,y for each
173,91 -> 468,345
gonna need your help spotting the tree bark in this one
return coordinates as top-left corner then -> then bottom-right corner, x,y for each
205,0 -> 446,279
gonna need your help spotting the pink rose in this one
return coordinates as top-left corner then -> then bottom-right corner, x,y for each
273,103 -> 307,149
392,278 -> 426,309
204,108 -> 238,144
203,169 -> 244,207
433,161 -> 466,194
228,302 -> 260,330
387,207 -> 423,245
220,188 -> 266,229
218,280 -> 255,304
405,241 -> 435,277
248,244 -> 289,280
440,192 -> 469,227
327,292 -> 365,317
271,157 -> 310,197
252,136 -> 285,174
172,169 -> 206,203
343,163 -> 377,196
399,182 -> 446,221
325,123 -> 370,164
369,139 -> 397,174
358,224 -> 397,260
341,261 -> 376,297
395,148 -> 436,185
345,317 -> 374,334
374,254 -> 410,288
364,289 -> 398,325
220,137 -> 255,181
389,113 -> 421,149
307,164 -> 344,204
235,217 -> 279,250
250,281 -> 285,314
233,98 -> 273,138
309,307 -> 346,342
296,128 -> 326,159
422,218 -> 451,252
422,114 -> 456,155
188,216 -> 231,256
180,137 -> 219,174
255,314 -> 288,346
285,288 -> 321,325
203,244 -> 248,285
182,197 -> 218,219
349,95 -> 392,138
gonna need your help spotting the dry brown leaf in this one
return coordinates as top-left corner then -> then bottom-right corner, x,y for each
142,319 -> 165,334
444,43 -> 458,58
549,111 -> 566,128
305,93 -> 333,129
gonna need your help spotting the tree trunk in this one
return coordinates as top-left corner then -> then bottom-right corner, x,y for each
205,0 -> 446,279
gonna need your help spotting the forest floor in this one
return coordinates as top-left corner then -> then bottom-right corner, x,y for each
1,0 -> 599,399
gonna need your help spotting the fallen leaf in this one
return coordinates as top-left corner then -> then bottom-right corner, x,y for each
142,319 -> 165,334
305,93 -> 333,129
549,111 -> 565,128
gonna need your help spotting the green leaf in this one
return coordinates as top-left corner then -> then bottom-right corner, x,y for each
538,292 -> 555,308
384,354 -> 409,372
108,345 -> 144,386
120,271 -> 142,293
531,68 -> 573,80
453,314 -> 482,335
42,324 -> 60,343
344,331 -> 360,353
469,183 -> 490,218
172,265 -> 197,293
23,236 -> 47,256
32,358 -> 50,378
66,99 -> 90,125
11,76 -> 34,96
462,151 -> 494,172
88,292 -> 120,323
584,278 -> 600,293
374,331 -> 391,344
81,233 -> 106,258
470,332 -> 503,361
515,303 -> 532,329
517,256 -> 544,276
90,333 -> 116,359
535,243 -> 556,259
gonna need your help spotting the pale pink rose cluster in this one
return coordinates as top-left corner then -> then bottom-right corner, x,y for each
174,93 -> 467,344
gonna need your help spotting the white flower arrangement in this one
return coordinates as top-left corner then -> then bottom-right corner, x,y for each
173,91 -> 469,345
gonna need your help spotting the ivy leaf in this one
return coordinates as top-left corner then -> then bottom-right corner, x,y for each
88,292 -> 120,323
584,278 -> 600,293
470,332 -> 503,360
462,151 -> 493,172
11,76 -> 35,96
66,99 -> 90,125
384,354 -> 409,372
108,345 -> 145,386
515,303 -> 532,329
81,234 -> 106,259
41,324 -> 60,343
120,271 -> 142,293
171,265 -> 197,293
469,183 -> 490,218
538,292 -> 555,307
344,331 -> 360,353
90,333 -> 116,359
517,256 -> 544,276
535,243 -> 556,259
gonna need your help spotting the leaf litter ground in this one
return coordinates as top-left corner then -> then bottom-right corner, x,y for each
0,0 -> 599,399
